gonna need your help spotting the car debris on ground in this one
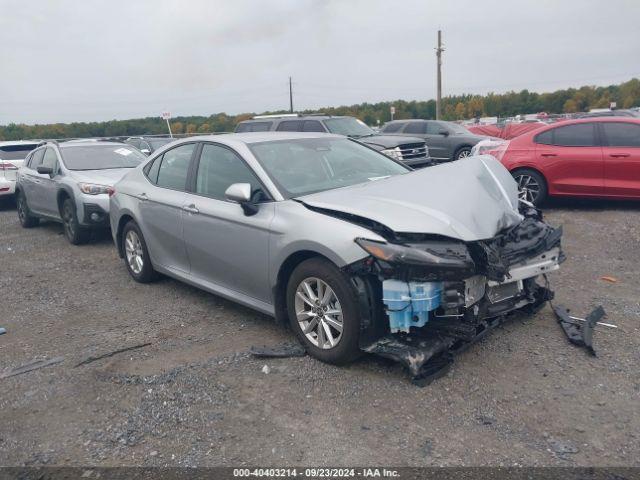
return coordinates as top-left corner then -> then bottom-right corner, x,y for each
75,342 -> 152,367
0,357 -> 64,379
552,305 -> 607,356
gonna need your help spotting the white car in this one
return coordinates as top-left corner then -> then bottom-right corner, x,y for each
0,141 -> 40,197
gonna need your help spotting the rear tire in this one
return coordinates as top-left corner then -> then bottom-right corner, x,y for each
61,198 -> 91,245
286,258 -> 361,365
16,191 -> 39,228
121,220 -> 158,283
512,169 -> 548,206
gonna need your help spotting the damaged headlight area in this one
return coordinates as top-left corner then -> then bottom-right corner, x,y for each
350,214 -> 564,386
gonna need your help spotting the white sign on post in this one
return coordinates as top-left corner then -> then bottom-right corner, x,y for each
161,112 -> 173,138
390,106 -> 395,121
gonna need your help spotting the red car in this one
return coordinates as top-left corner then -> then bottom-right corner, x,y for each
490,117 -> 640,205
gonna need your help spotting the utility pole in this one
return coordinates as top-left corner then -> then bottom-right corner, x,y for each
435,30 -> 444,120
289,77 -> 294,113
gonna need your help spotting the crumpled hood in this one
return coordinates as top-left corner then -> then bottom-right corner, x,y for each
298,155 -> 523,242
69,168 -> 136,186
359,135 -> 425,150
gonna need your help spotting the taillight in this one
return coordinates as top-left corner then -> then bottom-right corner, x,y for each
0,161 -> 18,171
107,186 -> 115,197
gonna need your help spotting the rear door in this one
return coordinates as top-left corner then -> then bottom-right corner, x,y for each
181,142 -> 275,302
534,122 -> 604,196
137,143 -> 196,273
600,121 -> 640,198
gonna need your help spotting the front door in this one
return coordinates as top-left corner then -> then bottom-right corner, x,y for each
424,121 -> 451,160
600,121 -> 640,198
182,142 -> 274,302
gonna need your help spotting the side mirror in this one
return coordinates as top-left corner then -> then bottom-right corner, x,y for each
37,166 -> 54,176
225,183 -> 258,216
438,129 -> 450,136
141,149 -> 151,155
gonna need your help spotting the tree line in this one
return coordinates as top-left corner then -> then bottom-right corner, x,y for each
1,78 -> 639,141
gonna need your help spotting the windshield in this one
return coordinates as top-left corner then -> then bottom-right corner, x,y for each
61,145 -> 146,170
249,137 -> 409,198
323,117 -> 375,137
0,144 -> 39,160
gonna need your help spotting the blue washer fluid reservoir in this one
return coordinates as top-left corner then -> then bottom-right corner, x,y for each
382,279 -> 443,333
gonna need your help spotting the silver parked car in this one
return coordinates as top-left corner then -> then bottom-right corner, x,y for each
15,140 -> 146,244
110,133 -> 563,377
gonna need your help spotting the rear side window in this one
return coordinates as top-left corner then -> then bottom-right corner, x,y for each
276,120 -> 304,132
42,148 -> 58,169
382,123 -> 403,133
602,122 -> 640,147
154,143 -> 195,190
404,122 -> 427,134
236,121 -> 273,133
534,130 -> 553,145
535,124 -> 597,147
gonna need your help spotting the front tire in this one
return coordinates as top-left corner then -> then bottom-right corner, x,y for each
16,191 -> 39,228
286,258 -> 361,365
61,198 -> 91,245
454,146 -> 472,160
512,169 -> 548,206
121,220 -> 158,283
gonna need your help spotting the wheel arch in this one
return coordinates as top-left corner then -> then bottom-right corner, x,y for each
272,250 -> 336,326
115,212 -> 136,258
56,187 -> 74,218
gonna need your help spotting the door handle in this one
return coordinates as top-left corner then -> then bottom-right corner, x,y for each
609,153 -> 630,158
540,153 -> 557,157
136,193 -> 148,201
182,204 -> 199,214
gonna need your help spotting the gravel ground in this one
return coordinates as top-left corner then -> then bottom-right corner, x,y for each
0,196 -> 639,467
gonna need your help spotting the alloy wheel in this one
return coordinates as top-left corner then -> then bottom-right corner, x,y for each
125,230 -> 144,274
62,203 -> 76,239
294,277 -> 344,350
17,196 -> 26,222
457,149 -> 471,159
515,174 -> 540,203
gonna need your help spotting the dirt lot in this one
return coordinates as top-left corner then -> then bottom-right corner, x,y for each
0,197 -> 639,467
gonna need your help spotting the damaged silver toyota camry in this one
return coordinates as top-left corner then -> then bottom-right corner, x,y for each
110,132 -> 563,383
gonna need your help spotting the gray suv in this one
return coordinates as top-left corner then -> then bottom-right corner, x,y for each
236,115 -> 432,167
381,120 -> 488,162
15,140 -> 146,244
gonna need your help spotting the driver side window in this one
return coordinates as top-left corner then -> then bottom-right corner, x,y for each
195,144 -> 264,201
42,148 -> 58,171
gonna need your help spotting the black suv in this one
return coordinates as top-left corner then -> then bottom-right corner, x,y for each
381,120 -> 488,162
235,115 -> 431,167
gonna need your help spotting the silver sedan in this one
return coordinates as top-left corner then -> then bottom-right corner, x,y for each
110,132 -> 563,375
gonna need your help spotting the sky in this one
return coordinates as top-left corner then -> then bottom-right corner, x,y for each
1,0 -> 639,125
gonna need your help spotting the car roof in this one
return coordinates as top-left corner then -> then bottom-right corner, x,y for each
241,115 -> 345,122
165,132 -> 344,146
58,140 -> 127,148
